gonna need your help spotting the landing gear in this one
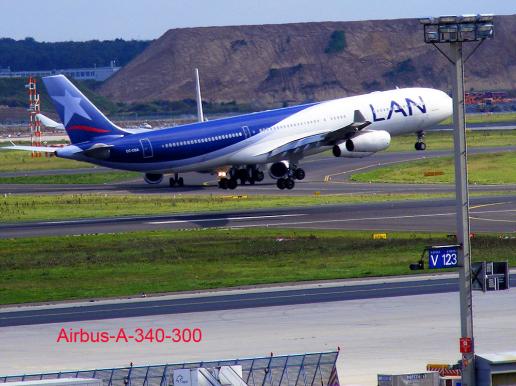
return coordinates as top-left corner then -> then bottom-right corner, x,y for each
276,178 -> 295,190
270,163 -> 305,191
415,131 -> 426,151
169,173 -> 184,187
219,166 -> 264,189
218,177 -> 238,190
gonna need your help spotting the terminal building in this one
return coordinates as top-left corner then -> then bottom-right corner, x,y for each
0,61 -> 120,82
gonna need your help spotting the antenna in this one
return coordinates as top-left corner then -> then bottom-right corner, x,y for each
194,68 -> 204,122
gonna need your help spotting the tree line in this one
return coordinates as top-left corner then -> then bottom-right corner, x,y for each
0,37 -> 151,71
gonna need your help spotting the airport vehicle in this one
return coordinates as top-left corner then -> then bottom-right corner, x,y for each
1,75 -> 452,190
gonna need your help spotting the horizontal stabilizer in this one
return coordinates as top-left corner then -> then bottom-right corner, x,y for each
36,113 -> 65,130
0,144 -> 59,153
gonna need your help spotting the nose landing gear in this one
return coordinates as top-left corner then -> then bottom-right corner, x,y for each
415,131 -> 426,151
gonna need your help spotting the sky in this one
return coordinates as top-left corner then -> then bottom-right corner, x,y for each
0,0 -> 513,42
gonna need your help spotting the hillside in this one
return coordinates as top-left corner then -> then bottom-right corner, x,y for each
99,16 -> 516,109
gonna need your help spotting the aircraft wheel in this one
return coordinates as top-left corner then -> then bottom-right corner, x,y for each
177,177 -> 184,187
276,178 -> 286,190
169,178 -> 176,187
285,178 -> 295,190
294,168 -> 305,180
228,178 -> 238,190
419,142 -> 426,151
255,171 -> 265,182
219,178 -> 229,189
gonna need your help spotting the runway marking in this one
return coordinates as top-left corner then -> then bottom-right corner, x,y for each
470,201 -> 510,210
324,156 -> 427,182
470,216 -> 516,224
0,282 -> 452,321
148,213 -> 305,225
226,208 -> 516,229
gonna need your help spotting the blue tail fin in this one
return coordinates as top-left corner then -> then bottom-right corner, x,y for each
42,75 -> 127,144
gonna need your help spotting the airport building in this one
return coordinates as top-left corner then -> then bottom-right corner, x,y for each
0,61 -> 120,82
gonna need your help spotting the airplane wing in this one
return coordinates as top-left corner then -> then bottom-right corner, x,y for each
322,110 -> 371,144
0,144 -> 59,153
254,109 -> 371,160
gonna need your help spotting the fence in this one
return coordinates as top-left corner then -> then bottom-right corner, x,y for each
0,351 -> 340,386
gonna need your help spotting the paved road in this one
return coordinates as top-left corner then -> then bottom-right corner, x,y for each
2,274 -> 514,327
1,147 -> 515,195
1,195 -> 515,238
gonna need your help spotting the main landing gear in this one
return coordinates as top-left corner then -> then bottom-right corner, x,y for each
415,131 -> 426,151
169,173 -> 184,187
276,167 -> 305,190
218,166 -> 265,190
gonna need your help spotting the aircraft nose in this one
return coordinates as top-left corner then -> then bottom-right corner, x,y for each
437,90 -> 453,120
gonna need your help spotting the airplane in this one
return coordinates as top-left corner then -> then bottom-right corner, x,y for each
1,75 -> 452,190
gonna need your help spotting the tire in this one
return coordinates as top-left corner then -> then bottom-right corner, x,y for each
177,177 -> 184,187
419,142 -> 427,151
276,178 -> 286,190
285,178 -> 295,190
255,171 -> 264,182
228,179 -> 238,190
219,178 -> 228,189
415,142 -> 421,151
294,168 -> 305,180
169,178 -> 176,187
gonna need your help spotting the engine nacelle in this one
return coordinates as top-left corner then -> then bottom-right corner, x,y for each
269,161 -> 289,179
345,130 -> 391,152
332,144 -> 373,158
144,173 -> 164,184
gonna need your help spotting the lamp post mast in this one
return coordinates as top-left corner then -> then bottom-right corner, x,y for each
450,40 -> 475,386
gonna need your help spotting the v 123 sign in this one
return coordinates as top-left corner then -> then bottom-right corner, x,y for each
428,247 -> 459,269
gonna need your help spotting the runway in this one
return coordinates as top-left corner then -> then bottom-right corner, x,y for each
1,195 -> 515,238
1,147 -> 515,196
1,273 -> 515,328
1,277 -> 516,385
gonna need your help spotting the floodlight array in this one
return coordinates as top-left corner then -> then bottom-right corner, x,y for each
419,14 -> 494,43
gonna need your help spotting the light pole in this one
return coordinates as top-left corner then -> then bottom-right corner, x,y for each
419,14 -> 494,386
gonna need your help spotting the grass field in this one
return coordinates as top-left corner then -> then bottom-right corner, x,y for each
439,112 -> 516,126
0,193 -> 457,222
352,152 -> 516,184
1,228 -> 514,305
0,171 -> 139,184
0,150 -> 93,172
1,130 -> 515,175
387,129 -> 516,152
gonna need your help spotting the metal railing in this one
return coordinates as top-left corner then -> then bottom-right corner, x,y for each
1,351 -> 340,386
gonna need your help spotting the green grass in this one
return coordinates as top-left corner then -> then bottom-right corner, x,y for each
352,152 -> 516,184
0,171 -> 139,184
1,192 -> 514,223
0,150 -> 93,172
0,193 -> 458,222
387,129 -> 516,152
439,112 -> 516,126
1,228 -> 514,305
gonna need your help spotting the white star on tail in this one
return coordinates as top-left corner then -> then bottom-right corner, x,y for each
53,90 -> 91,126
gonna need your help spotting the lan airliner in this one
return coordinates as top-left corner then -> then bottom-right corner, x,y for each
2,75 -> 452,190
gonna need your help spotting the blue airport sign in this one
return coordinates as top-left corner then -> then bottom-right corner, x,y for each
428,246 -> 459,269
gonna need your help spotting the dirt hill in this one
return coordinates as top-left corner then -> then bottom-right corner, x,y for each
99,16 -> 516,109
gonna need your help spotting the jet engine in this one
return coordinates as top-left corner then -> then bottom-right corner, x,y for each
344,130 -> 391,152
269,161 -> 289,179
144,173 -> 164,184
332,144 -> 373,158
